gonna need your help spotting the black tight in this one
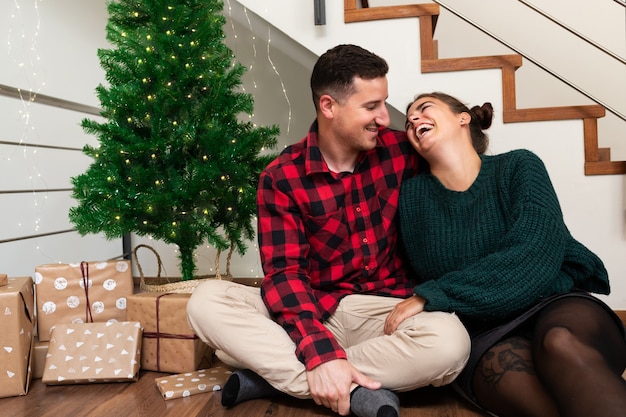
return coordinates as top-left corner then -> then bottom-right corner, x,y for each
472,297 -> 626,417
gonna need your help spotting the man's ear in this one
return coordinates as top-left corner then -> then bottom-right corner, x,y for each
319,95 -> 335,119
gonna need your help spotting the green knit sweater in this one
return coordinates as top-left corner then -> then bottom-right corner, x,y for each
399,149 -> 609,324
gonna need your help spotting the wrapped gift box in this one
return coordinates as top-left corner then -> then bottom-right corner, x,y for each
32,336 -> 50,379
42,321 -> 142,385
35,260 -> 133,342
126,292 -> 212,373
155,364 -> 233,400
0,276 -> 35,398
0,274 -> 7,286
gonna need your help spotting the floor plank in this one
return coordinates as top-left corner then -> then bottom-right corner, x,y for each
1,369 -> 489,417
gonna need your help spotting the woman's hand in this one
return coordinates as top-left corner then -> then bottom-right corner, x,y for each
384,295 -> 426,335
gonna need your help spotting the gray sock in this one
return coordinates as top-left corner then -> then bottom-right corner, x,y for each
350,387 -> 400,417
221,369 -> 281,407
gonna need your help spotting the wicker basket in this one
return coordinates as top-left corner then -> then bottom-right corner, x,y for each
133,244 -> 232,293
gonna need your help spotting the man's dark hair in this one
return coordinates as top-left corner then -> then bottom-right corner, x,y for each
310,44 -> 389,110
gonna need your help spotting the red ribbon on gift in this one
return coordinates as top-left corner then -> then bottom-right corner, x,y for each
79,261 -> 94,323
142,292 -> 199,372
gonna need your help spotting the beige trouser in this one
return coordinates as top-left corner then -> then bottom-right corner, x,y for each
187,279 -> 470,399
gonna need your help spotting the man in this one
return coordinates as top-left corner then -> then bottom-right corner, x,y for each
187,44 -> 470,417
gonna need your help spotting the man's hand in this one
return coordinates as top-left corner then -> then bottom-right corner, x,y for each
306,359 -> 381,415
384,294 -> 425,335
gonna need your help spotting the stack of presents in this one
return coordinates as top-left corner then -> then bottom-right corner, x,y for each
0,260 -> 234,400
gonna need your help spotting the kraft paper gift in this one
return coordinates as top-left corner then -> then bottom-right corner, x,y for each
32,336 -> 50,379
126,292 -> 212,373
0,274 -> 7,286
155,364 -> 233,400
35,260 -> 133,342
0,276 -> 35,398
42,321 -> 142,385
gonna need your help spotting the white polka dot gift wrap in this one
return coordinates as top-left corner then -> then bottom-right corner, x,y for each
155,365 -> 234,400
34,260 -> 133,342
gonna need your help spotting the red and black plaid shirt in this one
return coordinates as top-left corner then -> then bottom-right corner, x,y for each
258,121 -> 418,370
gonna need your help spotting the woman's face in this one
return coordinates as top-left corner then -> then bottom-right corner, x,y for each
405,96 -> 464,155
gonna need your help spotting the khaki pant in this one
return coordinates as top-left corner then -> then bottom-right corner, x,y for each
187,280 -> 470,399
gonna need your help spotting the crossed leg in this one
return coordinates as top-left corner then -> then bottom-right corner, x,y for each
472,297 -> 626,417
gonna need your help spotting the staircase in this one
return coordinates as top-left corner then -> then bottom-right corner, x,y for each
344,0 -> 625,175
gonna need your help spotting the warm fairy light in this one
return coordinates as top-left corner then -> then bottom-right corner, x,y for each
6,0 -> 49,257
223,0 -> 291,137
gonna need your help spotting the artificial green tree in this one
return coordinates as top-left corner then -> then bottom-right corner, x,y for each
69,0 -> 278,281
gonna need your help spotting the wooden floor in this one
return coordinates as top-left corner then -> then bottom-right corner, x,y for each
1,367 -> 489,417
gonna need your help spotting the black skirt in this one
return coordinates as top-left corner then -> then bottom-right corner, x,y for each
454,291 -> 625,405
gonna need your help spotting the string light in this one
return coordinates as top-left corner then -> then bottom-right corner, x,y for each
265,25 -> 292,135
6,0 -> 53,262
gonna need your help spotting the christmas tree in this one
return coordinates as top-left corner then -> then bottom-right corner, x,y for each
69,0 -> 278,281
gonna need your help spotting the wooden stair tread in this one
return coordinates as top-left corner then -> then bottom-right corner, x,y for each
504,105 -> 606,122
345,4 -> 439,22
422,55 -> 522,73
585,161 -> 626,176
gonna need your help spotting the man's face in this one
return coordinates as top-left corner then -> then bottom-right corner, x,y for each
331,76 -> 390,152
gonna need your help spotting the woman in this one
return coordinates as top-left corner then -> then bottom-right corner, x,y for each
386,92 -> 626,417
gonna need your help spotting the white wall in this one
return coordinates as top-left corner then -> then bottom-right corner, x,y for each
0,0 -> 122,272
1,0 -> 625,309
429,0 -> 626,159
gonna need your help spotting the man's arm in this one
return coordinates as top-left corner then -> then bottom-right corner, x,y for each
257,169 -> 346,369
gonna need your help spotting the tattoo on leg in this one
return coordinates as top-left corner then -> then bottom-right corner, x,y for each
479,337 -> 535,389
